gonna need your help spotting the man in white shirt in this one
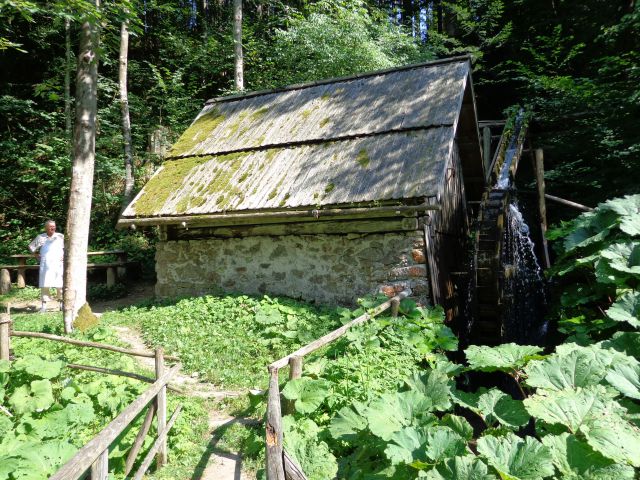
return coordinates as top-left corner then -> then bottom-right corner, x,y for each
28,220 -> 64,313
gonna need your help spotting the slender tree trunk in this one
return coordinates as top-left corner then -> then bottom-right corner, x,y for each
233,0 -> 244,91
63,2 -> 100,332
119,18 -> 134,210
64,18 -> 72,146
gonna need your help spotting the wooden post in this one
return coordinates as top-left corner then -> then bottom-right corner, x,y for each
90,449 -> 108,479
482,126 -> 492,176
0,311 -> 10,361
534,149 -> 551,269
16,258 -> 26,289
284,356 -> 303,415
266,367 -> 285,480
155,348 -> 167,467
288,356 -> 302,380
0,269 -> 10,294
390,298 -> 400,318
106,267 -> 116,287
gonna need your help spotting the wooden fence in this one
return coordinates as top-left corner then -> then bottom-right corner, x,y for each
0,307 -> 182,480
265,290 -> 410,480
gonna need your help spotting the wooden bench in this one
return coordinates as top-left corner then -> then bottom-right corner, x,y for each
1,250 -> 130,289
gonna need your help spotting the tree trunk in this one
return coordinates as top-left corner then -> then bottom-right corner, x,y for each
233,0 -> 244,91
63,2 -> 100,333
64,18 -> 72,146
119,18 -> 134,210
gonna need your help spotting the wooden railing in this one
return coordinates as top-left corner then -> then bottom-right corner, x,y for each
265,290 -> 410,480
0,307 -> 182,479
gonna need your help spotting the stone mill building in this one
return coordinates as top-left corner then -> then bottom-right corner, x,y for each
118,56 -> 485,316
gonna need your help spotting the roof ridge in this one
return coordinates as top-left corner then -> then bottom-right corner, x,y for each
205,55 -> 472,106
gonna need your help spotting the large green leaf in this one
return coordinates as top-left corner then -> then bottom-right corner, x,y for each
23,403 -> 95,440
281,377 -> 330,414
439,414 -> 474,441
423,426 -> 467,463
600,194 -> 640,236
600,242 -> 640,275
600,331 -> 640,358
524,386 -> 640,466
606,291 -> 640,328
403,369 -> 453,412
424,455 -> 497,480
282,416 -> 338,480
13,355 -> 63,380
605,359 -> 640,400
477,432 -> 554,480
11,440 -> 76,480
452,388 -> 529,429
8,380 -> 54,415
524,346 -> 609,390
366,390 -> 434,440
580,408 -> 640,466
328,402 -> 368,441
523,386 -> 610,433
384,426 -> 429,465
465,344 -> 542,372
541,433 -> 635,479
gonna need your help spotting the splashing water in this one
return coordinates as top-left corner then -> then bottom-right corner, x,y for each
502,202 -> 547,344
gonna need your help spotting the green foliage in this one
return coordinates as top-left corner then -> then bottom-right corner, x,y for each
548,194 -> 640,341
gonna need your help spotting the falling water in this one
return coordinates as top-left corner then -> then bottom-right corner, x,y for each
501,201 -> 547,344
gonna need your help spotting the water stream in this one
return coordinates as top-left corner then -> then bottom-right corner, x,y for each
501,201 -> 547,344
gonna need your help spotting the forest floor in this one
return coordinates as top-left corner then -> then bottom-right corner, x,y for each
9,283 -> 254,480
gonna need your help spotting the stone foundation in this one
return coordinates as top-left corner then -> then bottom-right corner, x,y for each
155,231 -> 430,306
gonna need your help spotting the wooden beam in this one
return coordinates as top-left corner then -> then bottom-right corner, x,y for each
283,450 -> 308,480
155,348 -> 168,467
66,363 -> 184,394
544,193 -> 593,212
11,331 -> 178,361
118,203 -> 440,229
124,403 -> 156,476
170,217 -> 419,240
132,405 -> 182,480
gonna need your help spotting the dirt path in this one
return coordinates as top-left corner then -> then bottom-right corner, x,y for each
112,324 -> 252,480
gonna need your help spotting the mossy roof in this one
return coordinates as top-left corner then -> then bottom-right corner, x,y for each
121,57 -> 478,222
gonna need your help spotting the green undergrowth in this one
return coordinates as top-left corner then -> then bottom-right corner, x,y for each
1,312 -> 212,480
102,293 -> 346,390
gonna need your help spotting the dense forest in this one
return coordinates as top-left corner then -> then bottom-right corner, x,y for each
0,0 -> 638,257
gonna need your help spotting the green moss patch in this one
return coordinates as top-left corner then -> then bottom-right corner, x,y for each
73,303 -> 99,332
324,182 -> 335,194
320,117 -> 331,128
169,107 -> 225,157
356,148 -> 370,168
133,156 -> 211,216
250,106 -> 269,121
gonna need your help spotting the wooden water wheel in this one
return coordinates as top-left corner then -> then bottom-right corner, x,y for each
470,188 -> 512,345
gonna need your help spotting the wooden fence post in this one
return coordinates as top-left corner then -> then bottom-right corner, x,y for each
155,348 -> 167,467
0,307 -> 10,361
266,366 -> 285,480
390,298 -> 400,318
90,449 -> 108,479
0,269 -> 10,294
284,356 -> 303,415
106,267 -> 116,287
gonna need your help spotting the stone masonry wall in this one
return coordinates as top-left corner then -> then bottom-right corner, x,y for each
155,231 -> 430,306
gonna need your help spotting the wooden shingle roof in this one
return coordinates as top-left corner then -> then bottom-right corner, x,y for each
120,56 -> 479,225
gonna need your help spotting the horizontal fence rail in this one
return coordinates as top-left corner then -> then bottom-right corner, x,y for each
266,290 -> 410,480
